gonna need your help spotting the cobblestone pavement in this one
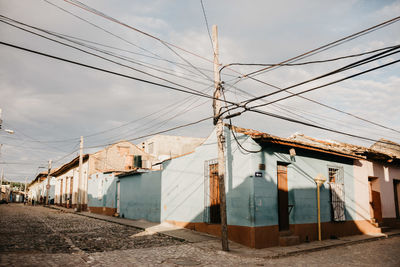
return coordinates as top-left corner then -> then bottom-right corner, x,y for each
1,204 -> 400,266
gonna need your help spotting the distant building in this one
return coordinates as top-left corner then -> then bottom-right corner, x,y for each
50,140 -> 155,211
139,134 -> 205,163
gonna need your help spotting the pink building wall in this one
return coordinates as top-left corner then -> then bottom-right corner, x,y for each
354,159 -> 399,219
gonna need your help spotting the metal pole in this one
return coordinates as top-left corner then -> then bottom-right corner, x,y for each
45,160 -> 52,205
317,182 -> 321,241
24,176 -> 27,204
212,25 -> 229,251
77,136 -> 83,211
0,167 -> 3,200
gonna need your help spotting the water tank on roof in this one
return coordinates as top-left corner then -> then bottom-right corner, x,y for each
133,155 -> 142,168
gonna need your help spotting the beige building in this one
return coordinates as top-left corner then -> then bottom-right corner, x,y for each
49,140 -> 155,210
139,134 -> 205,162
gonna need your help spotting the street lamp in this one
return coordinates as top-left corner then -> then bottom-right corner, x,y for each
314,173 -> 327,241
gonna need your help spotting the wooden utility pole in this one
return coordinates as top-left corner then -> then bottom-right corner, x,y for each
45,160 -> 52,205
77,136 -> 83,211
212,25 -> 229,251
24,176 -> 28,203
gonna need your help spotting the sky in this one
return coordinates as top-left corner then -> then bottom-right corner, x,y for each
0,0 -> 399,182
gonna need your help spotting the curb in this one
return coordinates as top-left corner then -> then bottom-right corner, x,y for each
44,205 -> 400,258
267,232 -> 400,259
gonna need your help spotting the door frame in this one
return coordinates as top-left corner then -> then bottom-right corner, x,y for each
368,176 -> 382,222
394,179 -> 400,219
277,162 -> 290,231
116,181 -> 120,214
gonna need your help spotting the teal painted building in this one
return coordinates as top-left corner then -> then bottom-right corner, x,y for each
87,172 -> 118,216
118,125 -> 377,248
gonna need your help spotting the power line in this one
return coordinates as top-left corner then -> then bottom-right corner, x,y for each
247,108 -> 399,147
220,48 -> 400,135
247,56 -> 400,110
200,0 -> 214,54
86,116 -> 212,149
0,17 -> 213,98
243,15 -> 400,77
64,0 -> 214,64
243,45 -> 400,107
220,44 -> 399,69
0,41 -> 239,107
62,0 -> 214,82
43,0 -> 213,81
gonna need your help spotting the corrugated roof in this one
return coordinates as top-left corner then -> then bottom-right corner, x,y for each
228,124 -> 398,161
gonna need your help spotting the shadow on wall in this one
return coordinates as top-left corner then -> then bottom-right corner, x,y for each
118,171 -> 162,222
87,173 -> 118,216
108,131 -> 382,248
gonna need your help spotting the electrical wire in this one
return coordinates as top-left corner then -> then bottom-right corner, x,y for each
247,56 -> 400,110
62,0 -> 214,82
200,0 -> 214,54
0,41 -> 239,107
243,45 -> 400,107
220,47 -> 400,135
0,17 -> 213,97
64,0 -> 214,64
220,44 -> 400,69
243,15 -> 400,77
43,0 -> 213,81
248,108 -> 400,148
85,116 -> 212,149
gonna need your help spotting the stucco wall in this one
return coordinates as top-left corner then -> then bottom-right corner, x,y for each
118,126 -> 364,230
228,131 -> 356,227
140,134 -> 205,161
88,172 -> 117,209
159,128 -> 258,226
354,159 -> 399,218
119,171 -> 162,222
89,141 -> 155,174
54,161 -> 89,205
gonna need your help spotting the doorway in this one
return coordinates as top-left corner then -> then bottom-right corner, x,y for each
368,177 -> 382,222
209,163 -> 221,224
277,163 -> 289,231
394,179 -> 400,219
69,177 -> 73,207
116,181 -> 120,215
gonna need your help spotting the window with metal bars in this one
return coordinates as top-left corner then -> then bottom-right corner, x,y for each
328,167 -> 345,222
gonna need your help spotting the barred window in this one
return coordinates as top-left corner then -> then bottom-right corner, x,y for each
329,167 -> 345,222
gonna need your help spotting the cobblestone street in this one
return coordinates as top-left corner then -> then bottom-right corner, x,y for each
1,204 -> 400,266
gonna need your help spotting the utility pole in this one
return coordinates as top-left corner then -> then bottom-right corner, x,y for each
45,160 -> 52,205
77,136 -> 83,211
24,176 -> 28,204
0,144 -> 3,187
0,168 -> 3,200
212,25 -> 229,251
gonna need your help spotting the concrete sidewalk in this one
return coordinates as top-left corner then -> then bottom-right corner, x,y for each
47,205 -> 400,259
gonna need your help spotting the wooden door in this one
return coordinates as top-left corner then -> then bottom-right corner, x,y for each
393,180 -> 400,219
60,179 -> 63,205
209,163 -> 221,224
277,164 -> 289,231
116,181 -> 120,214
368,180 -> 382,222
69,177 -> 73,207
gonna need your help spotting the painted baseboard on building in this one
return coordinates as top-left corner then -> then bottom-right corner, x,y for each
166,219 -> 382,249
88,206 -> 117,216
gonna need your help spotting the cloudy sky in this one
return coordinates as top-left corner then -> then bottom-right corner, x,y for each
0,0 -> 399,182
